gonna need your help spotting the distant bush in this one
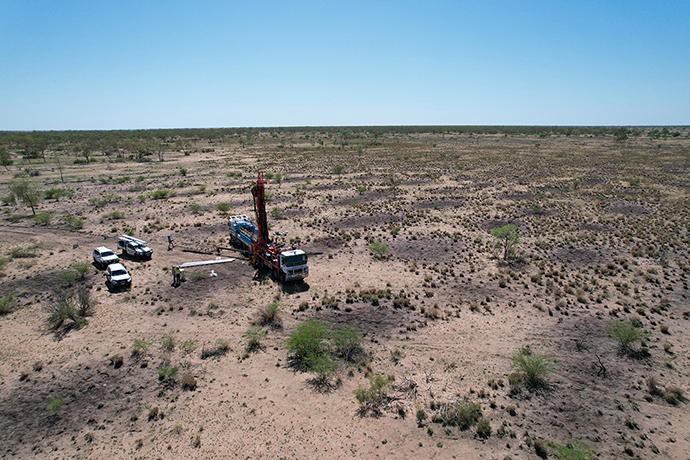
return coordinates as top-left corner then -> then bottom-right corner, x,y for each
215,202 -> 231,213
511,347 -> 552,389
369,240 -> 390,259
253,301 -> 282,328
243,326 -> 267,352
32,212 -> 52,225
151,189 -> 171,199
285,319 -> 330,369
606,320 -> 649,354
0,293 -> 16,315
62,214 -> 85,230
354,374 -> 392,414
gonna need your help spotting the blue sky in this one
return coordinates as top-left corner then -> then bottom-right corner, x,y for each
1,1 -> 688,130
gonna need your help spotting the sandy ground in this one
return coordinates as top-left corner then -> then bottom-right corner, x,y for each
0,130 -> 689,459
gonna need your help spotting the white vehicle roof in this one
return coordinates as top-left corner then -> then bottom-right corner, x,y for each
282,249 -> 306,257
108,263 -> 127,271
95,246 -> 115,253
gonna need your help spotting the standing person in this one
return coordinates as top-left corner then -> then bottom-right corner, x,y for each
174,265 -> 182,287
168,235 -> 174,250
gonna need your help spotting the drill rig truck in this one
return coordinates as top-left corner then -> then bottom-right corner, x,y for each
228,172 -> 308,282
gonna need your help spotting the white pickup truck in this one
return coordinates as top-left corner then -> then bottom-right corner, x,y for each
117,235 -> 153,259
105,263 -> 131,290
93,246 -> 119,268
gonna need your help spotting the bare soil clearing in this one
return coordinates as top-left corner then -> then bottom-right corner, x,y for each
1,128 -> 689,459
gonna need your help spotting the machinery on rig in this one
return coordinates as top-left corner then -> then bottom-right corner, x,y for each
228,172 -> 309,282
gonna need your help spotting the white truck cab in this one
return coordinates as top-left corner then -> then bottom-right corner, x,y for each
279,249 -> 309,282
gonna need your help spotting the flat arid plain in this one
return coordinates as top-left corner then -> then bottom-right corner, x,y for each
0,127 -> 689,459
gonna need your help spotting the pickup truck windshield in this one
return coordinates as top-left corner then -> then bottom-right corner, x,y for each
111,269 -> 128,277
101,250 -> 115,257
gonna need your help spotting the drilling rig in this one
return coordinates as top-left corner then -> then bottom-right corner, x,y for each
228,172 -> 309,282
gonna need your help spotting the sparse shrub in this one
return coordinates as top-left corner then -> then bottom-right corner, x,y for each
369,240 -> 390,259
435,400 -> 482,430
156,364 -> 179,383
0,293 -> 16,315
181,339 -> 197,355
215,202 -> 231,213
47,396 -> 64,414
32,212 -> 52,225
548,439 -> 597,459
58,269 -> 77,286
151,189 -> 171,199
181,373 -> 197,390
491,224 -> 519,260
475,417 -> 491,438
534,438 -> 548,458
45,286 -> 93,331
331,326 -> 365,362
663,386 -> 684,405
62,214 -> 85,230
354,374 -> 392,414
243,326 -> 267,352
254,301 -> 282,328
416,407 -> 428,426
71,260 -> 90,280
159,332 -> 176,351
131,338 -> 152,357
147,406 -> 159,421
109,355 -> 124,368
505,405 -> 517,416
511,347 -> 552,389
285,319 -> 329,368
201,339 -> 230,359
606,320 -> 649,354
270,206 -> 283,220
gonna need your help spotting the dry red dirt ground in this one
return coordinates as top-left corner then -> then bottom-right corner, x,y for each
0,129 -> 689,459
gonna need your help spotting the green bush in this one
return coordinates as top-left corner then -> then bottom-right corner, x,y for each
160,332 -> 176,351
71,261 -> 90,279
156,364 -> 179,382
47,396 -> 64,414
369,240 -> 390,259
285,319 -> 330,368
32,212 -> 52,225
131,338 -> 152,357
548,439 -> 597,460
606,320 -> 649,354
354,374 -> 392,413
243,326 -> 267,352
0,293 -> 16,315
435,401 -> 482,430
475,417 -> 492,438
215,202 -> 231,213
511,347 -> 553,388
254,301 -> 282,328
62,214 -> 85,230
331,326 -> 364,362
151,189 -> 171,199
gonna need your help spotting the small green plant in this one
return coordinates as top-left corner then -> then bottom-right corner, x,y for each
548,439 -> 597,459
511,347 -> 553,389
331,326 -> 365,362
270,206 -> 283,220
131,338 -> 152,357
369,240 -> 390,259
32,212 -> 52,225
0,293 -> 16,315
71,261 -> 90,280
160,332 -> 176,351
181,339 -> 198,355
62,214 -> 85,230
254,301 -> 282,328
151,189 -> 171,199
605,320 -> 649,354
105,210 -> 125,220
354,374 -> 392,414
475,417 -> 491,438
179,168 -> 187,176
181,373 -> 197,390
215,202 -> 231,213
416,407 -> 428,426
243,326 -> 267,352
47,396 -> 64,414
156,364 -> 179,383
